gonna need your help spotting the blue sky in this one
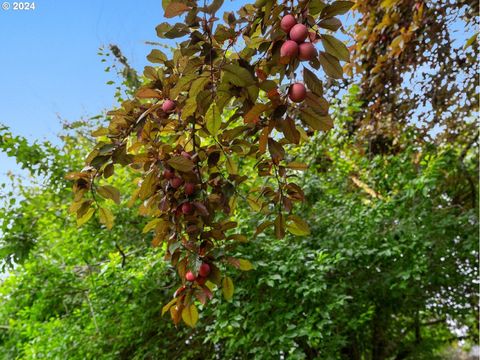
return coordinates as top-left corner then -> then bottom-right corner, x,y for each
0,0 -> 245,180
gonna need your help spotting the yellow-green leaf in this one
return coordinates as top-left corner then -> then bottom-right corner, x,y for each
168,156 -> 195,172
286,215 -> 311,236
98,207 -> 114,230
142,218 -> 161,234
146,49 -> 168,64
222,64 -> 256,87
321,34 -> 350,62
222,276 -> 234,301
225,156 -> 238,175
286,162 -> 309,170
205,102 -> 221,136
96,185 -> 121,204
181,304 -> 199,327
319,51 -> 344,79
162,297 -> 177,316
138,171 -> 158,200
238,259 -> 253,271
77,207 -> 95,227
303,68 -> 324,97
320,1 -> 354,18
299,108 -> 333,131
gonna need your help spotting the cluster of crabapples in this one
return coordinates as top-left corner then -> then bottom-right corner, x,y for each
280,14 -> 316,103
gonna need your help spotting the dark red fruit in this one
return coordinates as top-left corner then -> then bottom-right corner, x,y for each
198,263 -> 211,277
298,42 -> 317,61
289,24 -> 308,43
163,169 -> 174,180
182,202 -> 193,215
289,83 -> 307,103
185,271 -> 196,282
162,99 -> 175,112
196,276 -> 207,286
184,182 -> 195,196
170,177 -> 183,189
280,14 -> 297,33
280,40 -> 299,58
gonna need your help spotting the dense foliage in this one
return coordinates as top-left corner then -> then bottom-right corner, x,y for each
0,0 -> 478,359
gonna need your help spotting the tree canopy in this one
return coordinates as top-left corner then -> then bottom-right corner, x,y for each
0,0 -> 478,359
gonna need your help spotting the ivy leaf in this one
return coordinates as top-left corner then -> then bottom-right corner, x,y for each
319,52 -> 344,79
164,2 -> 190,18
222,276 -> 234,301
181,304 -> 199,328
168,156 -> 195,172
321,34 -> 350,62
286,215 -> 311,236
98,207 -> 114,230
222,64 -> 256,87
320,1 -> 354,18
96,185 -> 121,204
205,102 -> 221,136
238,259 -> 253,271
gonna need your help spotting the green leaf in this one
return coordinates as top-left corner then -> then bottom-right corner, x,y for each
96,185 -> 121,204
286,215 -> 311,236
181,304 -> 199,327
238,259 -> 253,271
320,1 -> 354,18
164,2 -> 190,18
303,68 -> 324,97
319,52 -> 344,79
222,276 -> 234,301
205,102 -> 221,136
98,207 -> 114,230
168,156 -> 195,172
222,64 -> 256,87
321,34 -> 350,62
